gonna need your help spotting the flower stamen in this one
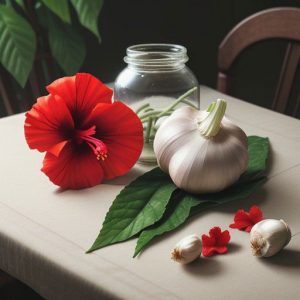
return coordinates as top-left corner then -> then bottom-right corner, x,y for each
75,125 -> 108,161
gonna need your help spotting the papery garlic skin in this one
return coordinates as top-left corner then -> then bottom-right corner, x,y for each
250,219 -> 291,257
154,102 -> 248,193
171,234 -> 202,264
154,116 -> 169,130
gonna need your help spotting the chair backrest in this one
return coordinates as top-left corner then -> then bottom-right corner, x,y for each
217,7 -> 300,117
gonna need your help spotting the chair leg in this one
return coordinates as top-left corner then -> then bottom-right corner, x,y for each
292,92 -> 300,117
272,43 -> 300,113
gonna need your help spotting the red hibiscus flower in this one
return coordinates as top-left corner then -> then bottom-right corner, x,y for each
24,73 -> 143,189
229,205 -> 263,232
201,227 -> 231,257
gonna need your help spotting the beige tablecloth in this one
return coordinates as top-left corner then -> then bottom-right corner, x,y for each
0,86 -> 300,300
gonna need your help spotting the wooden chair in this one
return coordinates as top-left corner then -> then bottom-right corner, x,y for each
217,7 -> 300,117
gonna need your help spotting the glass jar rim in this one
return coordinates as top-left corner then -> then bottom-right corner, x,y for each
124,43 -> 188,67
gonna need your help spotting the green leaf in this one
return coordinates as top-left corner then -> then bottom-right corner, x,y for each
134,194 -> 207,257
0,5 -> 36,87
134,176 -> 266,256
240,136 -> 269,182
87,168 -> 177,253
14,0 -> 25,10
70,0 -> 103,41
46,12 -> 86,75
41,0 -> 71,23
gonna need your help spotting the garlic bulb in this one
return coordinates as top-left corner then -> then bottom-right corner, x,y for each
154,116 -> 169,130
154,99 -> 248,193
171,234 -> 202,264
250,219 -> 291,257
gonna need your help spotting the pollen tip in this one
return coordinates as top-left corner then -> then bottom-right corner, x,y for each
79,129 -> 108,161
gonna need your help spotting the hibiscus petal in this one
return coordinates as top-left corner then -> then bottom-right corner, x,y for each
202,247 -> 216,257
24,94 -> 73,155
75,73 -> 113,107
202,234 -> 216,247
202,227 -> 230,256
217,230 -> 230,246
209,226 -> 222,238
249,205 -> 263,223
214,246 -> 228,254
48,141 -> 69,157
230,206 -> 264,232
245,225 -> 253,233
229,220 -> 252,230
233,209 -> 250,221
46,75 -> 76,110
46,73 -> 113,120
84,101 -> 144,179
42,143 -> 104,189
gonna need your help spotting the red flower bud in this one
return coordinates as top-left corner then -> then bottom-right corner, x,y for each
201,227 -> 230,257
229,205 -> 263,232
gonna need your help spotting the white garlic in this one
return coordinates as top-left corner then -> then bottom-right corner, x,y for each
154,99 -> 248,193
154,116 -> 169,130
250,219 -> 291,257
171,234 -> 202,264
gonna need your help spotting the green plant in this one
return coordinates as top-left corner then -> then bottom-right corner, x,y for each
0,0 -> 103,87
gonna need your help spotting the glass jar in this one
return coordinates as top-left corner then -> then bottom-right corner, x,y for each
114,44 -> 199,164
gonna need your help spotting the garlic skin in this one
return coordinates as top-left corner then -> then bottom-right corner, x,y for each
154,100 -> 248,193
171,234 -> 202,264
250,219 -> 291,257
154,116 -> 169,130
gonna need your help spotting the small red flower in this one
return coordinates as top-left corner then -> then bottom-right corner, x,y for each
229,205 -> 263,232
24,73 -> 143,189
201,227 -> 230,257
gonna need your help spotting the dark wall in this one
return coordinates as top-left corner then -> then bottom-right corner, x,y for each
82,0 -> 300,114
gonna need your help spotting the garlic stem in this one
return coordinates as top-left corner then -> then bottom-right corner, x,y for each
145,117 -> 153,143
135,87 -> 199,146
140,110 -> 163,120
206,101 -> 216,112
156,87 -> 198,118
181,99 -> 199,109
142,112 -> 173,144
198,99 -> 227,138
136,103 -> 150,114
143,108 -> 155,113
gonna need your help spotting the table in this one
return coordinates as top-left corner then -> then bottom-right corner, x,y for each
1,86 -> 300,300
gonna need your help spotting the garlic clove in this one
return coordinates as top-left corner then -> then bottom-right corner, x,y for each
171,234 -> 202,264
250,219 -> 291,258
